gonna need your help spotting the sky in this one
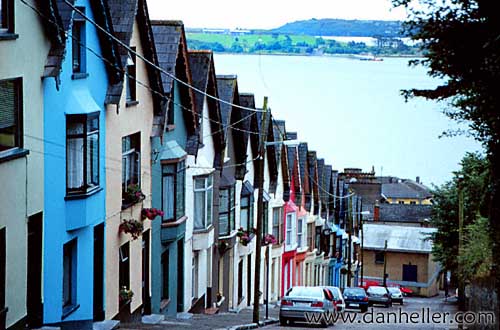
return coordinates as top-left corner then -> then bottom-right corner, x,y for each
146,0 -> 408,29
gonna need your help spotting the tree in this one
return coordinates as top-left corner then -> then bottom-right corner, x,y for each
429,153 -> 489,276
394,0 -> 500,309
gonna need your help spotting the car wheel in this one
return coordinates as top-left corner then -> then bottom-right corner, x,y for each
361,306 -> 368,313
279,317 -> 287,326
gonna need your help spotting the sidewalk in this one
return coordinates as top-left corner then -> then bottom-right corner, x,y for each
119,304 -> 280,330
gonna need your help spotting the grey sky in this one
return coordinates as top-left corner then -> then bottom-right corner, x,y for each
146,0 -> 408,29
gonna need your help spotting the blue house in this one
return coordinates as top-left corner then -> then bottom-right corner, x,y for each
150,20 -> 199,317
40,0 -> 121,327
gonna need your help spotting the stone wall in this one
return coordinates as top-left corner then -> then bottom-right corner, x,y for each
467,276 -> 498,330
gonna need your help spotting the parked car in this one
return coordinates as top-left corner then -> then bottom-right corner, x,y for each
323,286 -> 345,312
387,287 -> 404,305
366,286 -> 392,307
280,286 -> 336,327
342,287 -> 369,312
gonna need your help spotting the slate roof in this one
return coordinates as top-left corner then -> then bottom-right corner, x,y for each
287,146 -> 300,194
363,224 -> 436,253
297,142 -> 308,193
286,132 -> 298,140
39,0 -> 122,84
216,75 -> 238,135
152,20 -> 198,153
188,50 -> 224,165
382,181 -> 432,199
378,204 -> 432,223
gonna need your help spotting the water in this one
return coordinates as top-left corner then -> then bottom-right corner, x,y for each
213,54 -> 482,187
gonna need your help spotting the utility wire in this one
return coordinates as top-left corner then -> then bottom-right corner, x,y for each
61,0 -> 267,114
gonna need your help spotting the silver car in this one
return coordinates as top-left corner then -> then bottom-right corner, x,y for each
387,287 -> 404,305
367,286 -> 392,307
280,286 -> 336,327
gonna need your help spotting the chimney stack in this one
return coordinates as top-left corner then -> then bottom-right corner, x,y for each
416,176 -> 420,184
374,203 -> 380,221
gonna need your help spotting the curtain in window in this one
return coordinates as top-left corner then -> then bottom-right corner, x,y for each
163,175 -> 174,220
87,133 -> 98,187
0,80 -> 16,149
67,121 -> 84,190
194,190 -> 205,229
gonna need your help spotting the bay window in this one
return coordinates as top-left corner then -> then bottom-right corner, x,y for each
297,218 -> 304,248
272,207 -> 282,243
193,175 -> 213,230
219,186 -> 235,236
122,133 -> 141,206
285,213 -> 294,246
162,161 -> 185,221
240,195 -> 253,231
66,113 -> 99,195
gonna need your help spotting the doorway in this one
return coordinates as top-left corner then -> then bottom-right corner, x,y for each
27,213 -> 43,328
93,223 -> 105,321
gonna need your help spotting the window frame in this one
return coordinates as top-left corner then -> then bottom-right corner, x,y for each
122,132 -> 141,205
71,7 -> 87,75
193,175 -> 213,230
66,112 -> 100,196
262,201 -> 269,237
162,161 -> 186,222
285,213 -> 294,246
219,185 -> 236,236
0,0 -> 14,34
297,218 -> 304,248
375,251 -> 385,264
272,207 -> 282,243
126,47 -> 137,104
0,78 -> 23,155
240,195 -> 253,231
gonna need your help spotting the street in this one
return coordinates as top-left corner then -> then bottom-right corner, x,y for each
119,292 -> 460,330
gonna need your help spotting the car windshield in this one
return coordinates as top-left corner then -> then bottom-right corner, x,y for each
344,288 -> 365,295
287,287 -> 324,298
388,287 -> 401,294
368,286 -> 387,294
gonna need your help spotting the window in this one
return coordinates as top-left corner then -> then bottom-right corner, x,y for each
122,133 -> 141,204
119,243 -> 130,306
262,201 -> 269,236
162,161 -> 186,221
398,200 -> 405,205
63,239 -> 77,311
72,7 -> 86,74
375,251 -> 385,264
219,186 -> 236,236
410,201 -> 417,205
0,78 -> 22,153
402,264 -> 418,282
0,0 -> 13,33
240,195 -> 253,231
315,226 -> 321,253
161,251 -> 169,300
66,113 -> 99,195
285,213 -> 294,246
307,223 -> 314,251
194,175 -> 213,230
272,207 -> 282,243
297,218 -> 303,248
126,47 -> 137,103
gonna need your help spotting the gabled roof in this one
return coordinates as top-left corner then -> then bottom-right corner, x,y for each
265,117 -> 279,194
152,20 -> 198,153
381,181 -> 432,199
307,151 -> 319,214
39,0 -> 122,84
105,0 -> 165,132
188,50 -> 225,166
317,158 -> 326,207
287,146 -> 300,198
297,142 -> 309,208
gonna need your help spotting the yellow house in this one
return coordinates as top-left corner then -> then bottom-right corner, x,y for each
381,178 -> 433,205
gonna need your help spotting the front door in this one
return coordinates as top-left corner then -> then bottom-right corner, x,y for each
142,230 -> 151,314
402,264 -> 418,282
93,223 -> 105,321
177,239 -> 184,312
27,213 -> 43,328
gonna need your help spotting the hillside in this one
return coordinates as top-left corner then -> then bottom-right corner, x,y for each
269,18 -> 403,37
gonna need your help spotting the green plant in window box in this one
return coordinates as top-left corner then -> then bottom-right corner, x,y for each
119,286 -> 134,304
236,227 -> 256,246
119,219 -> 143,240
122,184 -> 145,205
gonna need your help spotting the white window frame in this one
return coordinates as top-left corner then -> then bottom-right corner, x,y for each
297,218 -> 304,248
193,175 -> 213,230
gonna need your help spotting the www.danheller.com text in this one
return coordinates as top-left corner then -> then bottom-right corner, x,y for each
302,308 -> 496,325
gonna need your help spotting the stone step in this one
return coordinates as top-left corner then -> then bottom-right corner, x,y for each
93,320 -> 120,330
142,314 -> 165,324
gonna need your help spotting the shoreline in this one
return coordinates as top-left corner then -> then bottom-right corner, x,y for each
211,51 -> 424,59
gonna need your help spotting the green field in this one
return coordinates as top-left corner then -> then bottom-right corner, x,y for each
186,32 -> 318,48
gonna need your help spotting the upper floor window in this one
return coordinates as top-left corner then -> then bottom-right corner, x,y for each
285,213 -> 294,246
72,7 -> 86,75
219,186 -> 236,236
193,175 -> 213,230
272,207 -> 282,243
375,251 -> 385,264
297,218 -> 304,248
126,47 -> 137,104
240,195 -> 253,231
66,113 -> 99,195
307,223 -> 314,251
162,161 -> 185,221
122,133 -> 141,207
0,0 -> 14,34
262,201 -> 268,236
0,78 -> 22,153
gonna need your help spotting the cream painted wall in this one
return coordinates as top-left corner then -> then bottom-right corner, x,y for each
104,19 -> 154,319
0,1 -> 50,327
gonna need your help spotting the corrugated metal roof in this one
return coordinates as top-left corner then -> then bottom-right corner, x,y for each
363,224 -> 436,253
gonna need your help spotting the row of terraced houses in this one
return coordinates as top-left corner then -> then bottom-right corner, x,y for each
0,1 -> 364,329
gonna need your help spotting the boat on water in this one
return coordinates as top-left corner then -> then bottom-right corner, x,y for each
354,54 -> 384,61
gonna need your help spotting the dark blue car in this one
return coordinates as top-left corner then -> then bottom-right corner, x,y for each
342,287 -> 369,312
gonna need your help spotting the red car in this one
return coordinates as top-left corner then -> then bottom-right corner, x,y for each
360,280 -> 413,296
